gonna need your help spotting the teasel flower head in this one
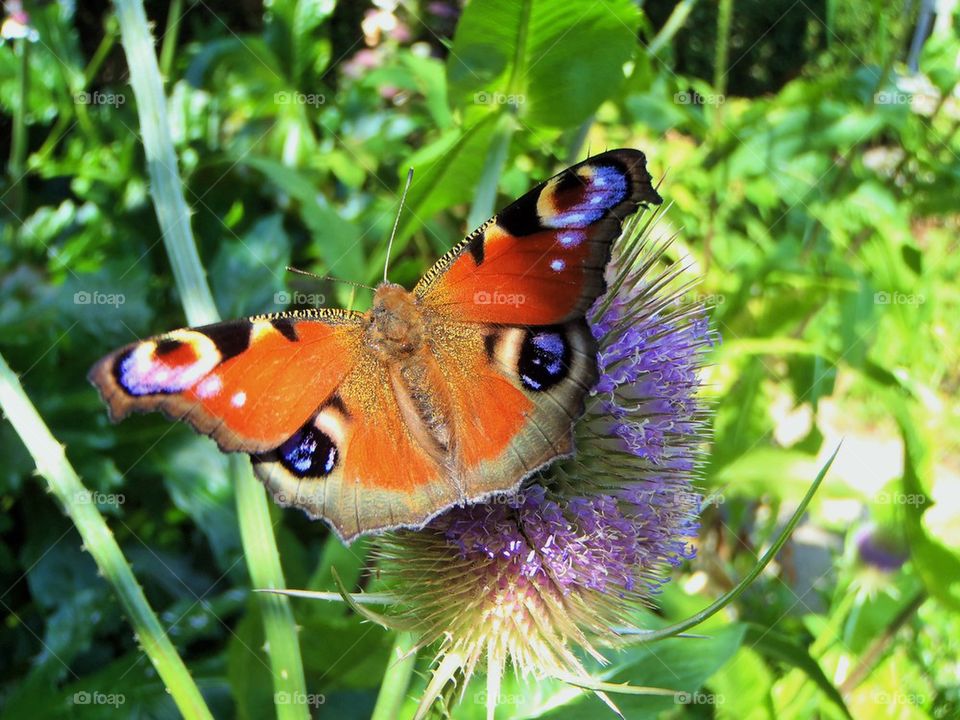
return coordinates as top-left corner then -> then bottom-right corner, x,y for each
855,523 -> 908,574
847,521 -> 909,601
362,214 -> 717,719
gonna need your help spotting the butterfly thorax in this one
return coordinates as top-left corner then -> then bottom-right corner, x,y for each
365,283 -> 425,361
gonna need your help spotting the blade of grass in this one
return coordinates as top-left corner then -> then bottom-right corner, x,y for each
0,353 -> 213,720
8,37 -> 28,216
113,0 -> 216,327
646,0 -> 698,57
232,456 -> 309,719
371,632 -> 419,720
630,445 -> 839,643
113,2 -> 308,716
466,112 -> 515,229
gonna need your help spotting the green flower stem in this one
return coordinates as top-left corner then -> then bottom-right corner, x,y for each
712,0 -> 733,129
8,38 -> 28,216
631,445 -> 839,644
647,0 -> 698,57
466,113 -> 514,232
233,456 -> 308,720
85,15 -> 120,86
36,18 -> 118,164
113,1 -> 308,716
370,632 -> 418,720
113,0 -> 216,328
0,353 -> 213,720
159,0 -> 183,81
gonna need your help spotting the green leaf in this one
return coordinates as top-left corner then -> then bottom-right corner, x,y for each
711,646 -> 774,720
393,113 -> 499,253
209,213 -> 292,317
446,0 -> 640,128
158,437 -> 242,572
744,624 -> 852,719
540,624 -> 747,717
891,399 -> 960,611
241,157 -> 365,282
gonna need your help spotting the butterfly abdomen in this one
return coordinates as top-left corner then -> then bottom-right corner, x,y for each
361,284 -> 460,473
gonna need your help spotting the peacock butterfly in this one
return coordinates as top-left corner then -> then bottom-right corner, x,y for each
89,149 -> 662,542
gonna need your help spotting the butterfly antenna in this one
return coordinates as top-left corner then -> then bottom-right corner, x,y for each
384,167 -> 414,283
285,266 -> 375,292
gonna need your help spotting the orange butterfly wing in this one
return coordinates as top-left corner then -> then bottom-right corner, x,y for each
251,345 -> 461,542
415,148 -> 661,324
414,149 -> 662,495
89,312 -> 361,453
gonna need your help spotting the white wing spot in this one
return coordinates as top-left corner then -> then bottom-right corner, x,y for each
196,374 -> 223,399
231,391 -> 247,408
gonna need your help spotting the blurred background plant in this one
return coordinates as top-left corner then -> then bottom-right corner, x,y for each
0,0 -> 958,718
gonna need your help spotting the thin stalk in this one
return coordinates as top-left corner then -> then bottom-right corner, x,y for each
114,0 -> 216,327
0,354 -> 213,720
85,15 -> 120,86
712,0 -> 733,130
630,445 -> 838,643
9,38 -> 29,216
159,0 -> 183,80
839,590 -> 926,694
35,18 -> 118,164
647,0 -> 698,57
113,2 -> 308,716
466,113 -> 514,229
703,0 -> 734,274
370,632 -> 419,720
233,456 -> 309,720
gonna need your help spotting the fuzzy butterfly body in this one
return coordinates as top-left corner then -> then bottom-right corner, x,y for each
90,149 -> 661,542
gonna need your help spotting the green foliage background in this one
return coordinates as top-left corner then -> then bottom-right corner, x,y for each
1,0 -> 958,718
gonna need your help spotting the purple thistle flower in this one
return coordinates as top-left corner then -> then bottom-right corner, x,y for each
373,217 -> 717,719
855,523 -> 908,573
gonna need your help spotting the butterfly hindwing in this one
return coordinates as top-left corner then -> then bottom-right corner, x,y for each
250,335 -> 465,541
429,318 -> 599,500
